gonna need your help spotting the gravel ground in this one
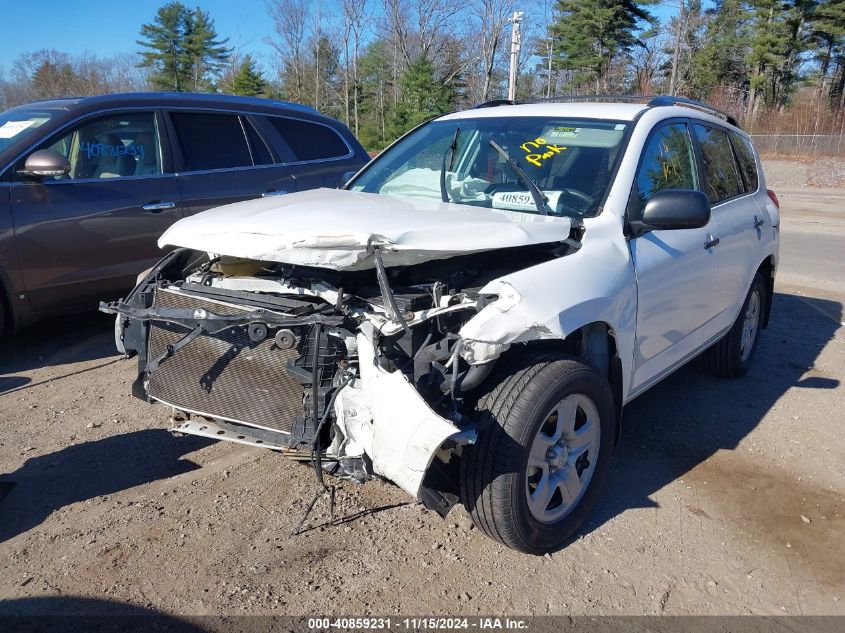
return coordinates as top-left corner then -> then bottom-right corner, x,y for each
0,188 -> 843,618
762,158 -> 845,189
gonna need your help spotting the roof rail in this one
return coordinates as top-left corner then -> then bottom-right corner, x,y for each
471,94 -> 740,128
474,99 -> 515,109
647,95 -> 738,127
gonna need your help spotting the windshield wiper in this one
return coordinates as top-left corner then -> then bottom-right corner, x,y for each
440,127 -> 460,203
488,140 -> 549,215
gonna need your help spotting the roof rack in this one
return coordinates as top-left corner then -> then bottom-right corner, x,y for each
471,94 -> 739,127
646,95 -> 738,127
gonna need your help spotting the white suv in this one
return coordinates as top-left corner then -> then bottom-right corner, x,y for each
103,96 -> 779,554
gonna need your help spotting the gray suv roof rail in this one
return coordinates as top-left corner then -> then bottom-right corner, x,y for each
471,94 -> 739,128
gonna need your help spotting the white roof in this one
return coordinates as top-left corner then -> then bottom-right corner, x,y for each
438,102 -> 648,122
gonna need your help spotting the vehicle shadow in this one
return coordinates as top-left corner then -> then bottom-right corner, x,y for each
581,290 -> 842,538
0,596 -> 207,631
0,430 -> 212,543
0,311 -> 117,396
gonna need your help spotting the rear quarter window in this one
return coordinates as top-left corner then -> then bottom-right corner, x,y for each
267,117 -> 350,162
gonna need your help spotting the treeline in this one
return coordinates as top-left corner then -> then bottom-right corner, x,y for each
1,0 -> 843,148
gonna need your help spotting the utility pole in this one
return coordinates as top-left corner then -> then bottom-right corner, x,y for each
508,11 -> 524,102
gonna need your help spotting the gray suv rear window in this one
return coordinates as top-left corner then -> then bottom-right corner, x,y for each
267,117 -> 348,162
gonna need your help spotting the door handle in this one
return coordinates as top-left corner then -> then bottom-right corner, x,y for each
753,215 -> 764,229
142,201 -> 176,212
261,190 -> 288,197
703,237 -> 720,250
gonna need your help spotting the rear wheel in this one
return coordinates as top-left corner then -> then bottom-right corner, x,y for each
460,352 -> 615,554
704,272 -> 766,378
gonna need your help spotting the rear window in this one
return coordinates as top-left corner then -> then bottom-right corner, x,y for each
267,117 -> 349,162
729,131 -> 759,193
171,112 -> 252,171
692,124 -> 742,204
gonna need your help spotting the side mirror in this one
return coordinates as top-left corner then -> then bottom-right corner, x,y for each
631,189 -> 711,236
21,150 -> 71,178
339,170 -> 358,189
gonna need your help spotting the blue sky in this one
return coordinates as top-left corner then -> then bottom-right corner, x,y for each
0,0 -> 681,78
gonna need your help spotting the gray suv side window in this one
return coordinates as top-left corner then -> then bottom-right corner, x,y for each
634,122 -> 698,211
170,112 -> 252,171
20,111 -> 162,181
692,123 -> 742,203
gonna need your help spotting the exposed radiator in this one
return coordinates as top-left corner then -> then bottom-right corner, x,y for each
147,287 -> 332,435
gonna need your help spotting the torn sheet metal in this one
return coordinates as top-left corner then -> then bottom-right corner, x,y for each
157,188 -> 572,271
350,333 -> 465,498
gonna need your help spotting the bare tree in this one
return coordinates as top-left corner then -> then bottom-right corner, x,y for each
471,0 -> 514,101
265,0 -> 311,103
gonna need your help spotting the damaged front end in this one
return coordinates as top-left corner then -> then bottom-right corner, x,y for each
101,232 -> 577,514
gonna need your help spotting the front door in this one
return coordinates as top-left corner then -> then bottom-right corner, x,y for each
10,110 -> 182,313
628,121 -> 724,394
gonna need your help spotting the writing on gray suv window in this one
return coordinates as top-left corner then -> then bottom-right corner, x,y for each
22,111 -> 162,180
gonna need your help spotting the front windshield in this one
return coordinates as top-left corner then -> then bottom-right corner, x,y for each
351,117 -> 629,218
0,108 -> 57,153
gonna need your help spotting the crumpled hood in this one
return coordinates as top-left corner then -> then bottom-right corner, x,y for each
158,188 -> 572,270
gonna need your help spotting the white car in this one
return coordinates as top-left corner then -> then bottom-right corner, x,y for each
102,96 -> 779,554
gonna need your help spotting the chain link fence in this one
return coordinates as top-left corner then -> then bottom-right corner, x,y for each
750,134 -> 845,158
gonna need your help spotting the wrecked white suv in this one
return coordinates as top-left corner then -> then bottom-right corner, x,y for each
102,97 -> 779,554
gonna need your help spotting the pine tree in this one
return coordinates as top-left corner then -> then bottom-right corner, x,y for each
690,0 -> 751,99
231,55 -> 267,97
183,7 -> 231,91
389,56 -> 455,138
550,0 -> 656,93
137,2 -> 229,92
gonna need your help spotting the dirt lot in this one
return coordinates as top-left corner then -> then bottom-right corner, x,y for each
0,187 -> 843,617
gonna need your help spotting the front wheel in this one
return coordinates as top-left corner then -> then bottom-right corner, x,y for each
460,353 -> 615,554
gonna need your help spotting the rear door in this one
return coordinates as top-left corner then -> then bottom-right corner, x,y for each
629,120 -> 724,392
256,114 -> 362,190
166,110 -> 295,216
10,110 -> 183,312
690,123 -> 763,331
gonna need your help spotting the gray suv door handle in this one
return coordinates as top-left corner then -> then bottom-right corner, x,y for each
703,236 -> 720,249
262,190 -> 288,197
142,201 -> 176,212
753,215 -> 764,229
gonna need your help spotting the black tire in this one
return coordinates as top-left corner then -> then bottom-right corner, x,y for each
460,352 -> 615,554
704,272 -> 766,378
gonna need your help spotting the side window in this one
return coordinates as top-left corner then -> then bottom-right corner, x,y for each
267,117 -> 349,162
634,122 -> 697,211
170,112 -> 252,171
729,131 -> 759,193
22,112 -> 162,180
692,124 -> 742,203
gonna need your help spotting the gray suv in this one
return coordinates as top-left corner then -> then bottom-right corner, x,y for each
0,93 -> 369,334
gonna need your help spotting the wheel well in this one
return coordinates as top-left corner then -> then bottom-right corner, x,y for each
494,322 -> 624,443
757,255 -> 775,329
